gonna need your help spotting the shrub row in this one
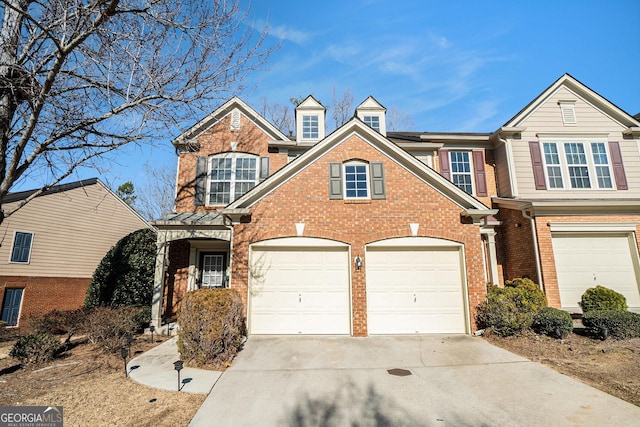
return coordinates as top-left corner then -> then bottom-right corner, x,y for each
582,310 -> 640,339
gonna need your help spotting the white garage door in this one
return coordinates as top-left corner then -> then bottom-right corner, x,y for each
249,240 -> 350,334
552,233 -> 640,310
366,239 -> 467,334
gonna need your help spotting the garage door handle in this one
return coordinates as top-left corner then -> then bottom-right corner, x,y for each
414,294 -> 416,303
299,294 -> 301,303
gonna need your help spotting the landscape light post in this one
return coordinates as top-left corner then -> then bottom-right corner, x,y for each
149,324 -> 155,343
174,360 -> 184,391
120,347 -> 129,377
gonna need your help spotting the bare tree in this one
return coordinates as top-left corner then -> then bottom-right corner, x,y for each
0,0 -> 274,225
135,162 -> 175,220
330,87 -> 353,130
387,106 -> 416,132
258,97 -> 294,136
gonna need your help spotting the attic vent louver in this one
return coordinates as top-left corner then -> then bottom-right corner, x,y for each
230,109 -> 241,131
559,101 -> 576,125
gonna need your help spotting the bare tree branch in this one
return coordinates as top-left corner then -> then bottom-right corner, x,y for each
0,0 -> 275,224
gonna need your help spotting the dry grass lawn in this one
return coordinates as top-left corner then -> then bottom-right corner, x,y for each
0,336 -> 205,426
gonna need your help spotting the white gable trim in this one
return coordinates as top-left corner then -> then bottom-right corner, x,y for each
226,118 -> 490,213
173,97 -> 289,147
503,74 -> 640,130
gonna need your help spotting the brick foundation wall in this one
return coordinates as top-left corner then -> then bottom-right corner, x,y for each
0,276 -> 90,328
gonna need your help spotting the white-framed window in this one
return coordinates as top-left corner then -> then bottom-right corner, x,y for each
10,231 -> 33,264
541,141 -> 613,190
363,115 -> 380,132
208,153 -> 258,204
449,152 -> 474,195
343,161 -> 370,199
302,115 -> 319,139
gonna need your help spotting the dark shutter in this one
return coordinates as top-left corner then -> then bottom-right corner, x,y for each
472,151 -> 488,196
608,141 -> 628,190
370,162 -> 386,200
328,163 -> 343,199
439,149 -> 450,180
259,156 -> 270,181
529,142 -> 547,190
195,156 -> 207,206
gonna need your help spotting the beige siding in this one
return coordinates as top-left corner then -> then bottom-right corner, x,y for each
0,182 -> 150,277
494,142 -> 513,197
510,86 -> 640,199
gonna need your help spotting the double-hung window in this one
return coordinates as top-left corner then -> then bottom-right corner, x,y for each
344,162 -> 370,199
540,141 -> 613,190
449,152 -> 474,195
302,115 -> 319,139
208,154 -> 258,204
363,116 -> 380,132
10,231 -> 33,264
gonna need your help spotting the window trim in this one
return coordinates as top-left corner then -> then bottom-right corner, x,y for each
343,161 -> 370,200
363,115 -> 381,132
206,153 -> 259,205
540,139 -> 614,190
1,288 -> 24,327
10,231 -> 33,264
302,115 -> 319,140
448,151 -> 475,195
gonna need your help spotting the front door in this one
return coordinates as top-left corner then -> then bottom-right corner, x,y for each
199,252 -> 227,288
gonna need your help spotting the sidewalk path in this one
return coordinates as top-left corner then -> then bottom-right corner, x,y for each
127,337 -> 221,394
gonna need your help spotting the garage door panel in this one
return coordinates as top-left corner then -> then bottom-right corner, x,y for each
250,247 -> 350,334
366,246 -> 466,334
552,234 -> 640,309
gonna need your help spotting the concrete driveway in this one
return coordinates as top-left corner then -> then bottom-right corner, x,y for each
190,335 -> 640,426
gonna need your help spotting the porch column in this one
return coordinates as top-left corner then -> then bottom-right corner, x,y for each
485,231 -> 500,285
151,231 -> 168,328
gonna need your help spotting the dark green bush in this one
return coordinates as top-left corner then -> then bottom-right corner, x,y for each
579,286 -> 627,313
85,307 -> 142,353
476,279 -> 547,337
532,307 -> 573,339
582,310 -> 640,340
10,332 -> 62,365
84,228 -> 156,313
29,308 -> 89,344
178,288 -> 245,369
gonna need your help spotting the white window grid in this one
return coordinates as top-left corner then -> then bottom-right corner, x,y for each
344,162 -> 370,199
540,141 -> 613,190
449,152 -> 474,195
208,154 -> 258,204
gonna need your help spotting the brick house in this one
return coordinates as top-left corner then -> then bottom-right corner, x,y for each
0,179 -> 151,327
151,74 -> 640,335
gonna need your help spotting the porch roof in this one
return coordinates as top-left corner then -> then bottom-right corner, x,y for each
152,211 -> 226,227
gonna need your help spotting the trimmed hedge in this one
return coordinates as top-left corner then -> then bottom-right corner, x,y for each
582,310 -> 640,340
579,286 -> 627,313
10,332 -> 62,365
85,228 -> 156,311
532,307 -> 573,339
476,279 -> 547,337
177,288 -> 245,369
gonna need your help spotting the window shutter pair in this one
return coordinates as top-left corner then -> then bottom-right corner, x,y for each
194,155 -> 271,206
328,162 -> 386,199
529,141 -> 628,190
438,149 -> 488,196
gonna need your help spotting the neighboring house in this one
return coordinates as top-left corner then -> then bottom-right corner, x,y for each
151,74 -> 640,336
0,179 -> 151,327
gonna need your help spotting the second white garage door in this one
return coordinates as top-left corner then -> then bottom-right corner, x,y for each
249,239 -> 350,334
551,233 -> 640,310
366,238 -> 467,334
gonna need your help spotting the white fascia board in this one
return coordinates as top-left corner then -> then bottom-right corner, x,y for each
548,222 -> 637,233
251,237 -> 349,248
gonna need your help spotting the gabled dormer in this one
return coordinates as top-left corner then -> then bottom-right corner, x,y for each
356,96 -> 387,136
295,95 -> 326,144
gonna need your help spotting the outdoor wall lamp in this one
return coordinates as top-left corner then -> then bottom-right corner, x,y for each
174,360 -> 184,391
355,255 -> 363,270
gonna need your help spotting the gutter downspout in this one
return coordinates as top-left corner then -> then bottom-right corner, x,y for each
521,208 -> 544,291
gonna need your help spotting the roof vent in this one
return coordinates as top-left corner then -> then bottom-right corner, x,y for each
559,101 -> 576,125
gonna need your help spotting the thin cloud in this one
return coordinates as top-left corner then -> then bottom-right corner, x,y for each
251,18 -> 312,44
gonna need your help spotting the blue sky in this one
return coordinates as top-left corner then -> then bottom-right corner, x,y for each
15,0 -> 640,194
